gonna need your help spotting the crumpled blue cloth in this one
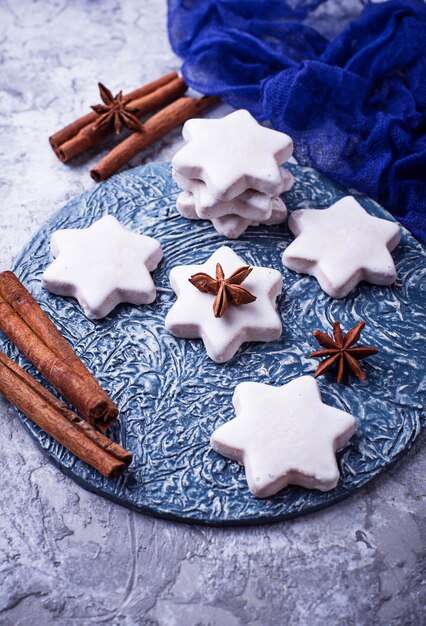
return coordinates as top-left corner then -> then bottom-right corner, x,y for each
168,0 -> 426,244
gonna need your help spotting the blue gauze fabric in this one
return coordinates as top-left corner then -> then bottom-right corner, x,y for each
168,0 -> 426,244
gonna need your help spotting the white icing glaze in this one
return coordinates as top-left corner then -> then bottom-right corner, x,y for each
175,191 -> 199,220
165,246 -> 283,363
173,167 -> 293,220
172,109 -> 293,201
42,215 -> 163,319
176,193 -> 287,239
211,376 -> 357,498
283,196 -> 401,298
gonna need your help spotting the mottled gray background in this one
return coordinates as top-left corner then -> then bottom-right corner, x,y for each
0,1 -> 424,625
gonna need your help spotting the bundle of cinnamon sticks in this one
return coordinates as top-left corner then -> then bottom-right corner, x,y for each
0,271 -> 131,478
49,71 -> 220,181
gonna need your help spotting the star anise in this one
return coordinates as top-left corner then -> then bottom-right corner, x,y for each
311,320 -> 378,383
189,263 -> 257,318
91,83 -> 145,135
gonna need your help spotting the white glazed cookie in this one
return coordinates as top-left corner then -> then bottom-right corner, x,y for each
173,167 -> 293,220
172,109 -> 293,200
283,196 -> 401,298
176,192 -> 288,239
211,376 -> 357,497
165,246 -> 283,362
174,170 -> 273,220
42,215 -> 163,319
211,198 -> 288,239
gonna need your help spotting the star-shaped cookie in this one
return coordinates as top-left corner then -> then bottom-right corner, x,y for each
283,196 -> 401,298
165,246 -> 283,362
172,110 -> 293,201
173,167 -> 294,220
177,192 -> 287,239
42,215 -> 163,319
211,376 -> 357,497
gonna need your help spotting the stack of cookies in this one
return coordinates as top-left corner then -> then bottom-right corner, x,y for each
172,110 -> 294,239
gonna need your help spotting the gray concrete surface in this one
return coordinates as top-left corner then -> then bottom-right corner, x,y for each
0,1 -> 425,624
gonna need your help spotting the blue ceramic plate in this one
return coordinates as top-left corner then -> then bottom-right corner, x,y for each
4,162 -> 426,525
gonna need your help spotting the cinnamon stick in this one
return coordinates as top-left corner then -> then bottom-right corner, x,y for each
0,271 -> 97,383
0,351 -> 131,479
125,76 -> 187,116
56,76 -> 188,163
49,71 -> 179,151
56,124 -> 110,163
0,272 -> 118,432
91,95 -> 220,182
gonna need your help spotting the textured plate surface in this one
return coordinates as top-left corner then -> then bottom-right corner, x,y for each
4,162 -> 426,525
